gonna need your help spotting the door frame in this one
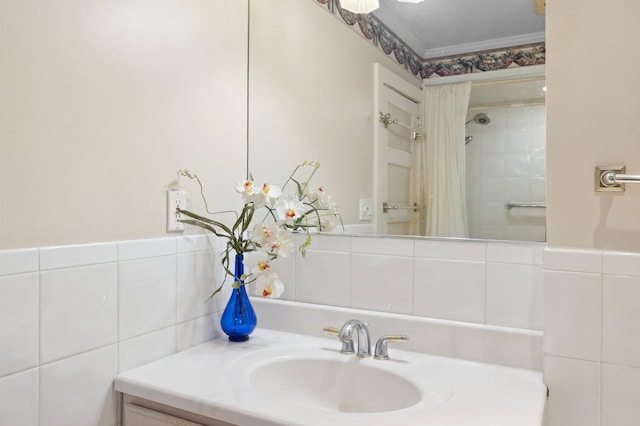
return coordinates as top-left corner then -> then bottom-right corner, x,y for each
373,63 -> 423,234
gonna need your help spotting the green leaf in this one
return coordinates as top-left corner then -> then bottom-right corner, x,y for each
179,209 -> 233,236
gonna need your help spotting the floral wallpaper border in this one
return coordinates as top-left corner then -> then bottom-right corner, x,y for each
314,0 -> 545,79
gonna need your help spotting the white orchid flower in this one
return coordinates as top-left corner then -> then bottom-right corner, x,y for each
243,250 -> 271,276
236,179 -> 262,205
305,186 -> 332,209
267,229 -> 294,257
258,182 -> 282,206
236,180 -> 255,195
275,196 -> 305,224
320,216 -> 337,232
252,223 -> 280,247
253,272 -> 285,298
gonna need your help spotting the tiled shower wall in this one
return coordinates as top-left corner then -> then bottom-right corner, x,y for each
0,234 -> 543,424
465,103 -> 546,242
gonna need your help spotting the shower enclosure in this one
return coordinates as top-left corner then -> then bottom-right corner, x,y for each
464,79 -> 547,242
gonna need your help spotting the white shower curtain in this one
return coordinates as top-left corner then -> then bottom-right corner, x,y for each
421,82 -> 471,238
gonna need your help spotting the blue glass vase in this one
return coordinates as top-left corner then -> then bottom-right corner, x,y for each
220,254 -> 257,341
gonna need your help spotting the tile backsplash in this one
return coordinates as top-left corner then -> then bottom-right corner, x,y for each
0,235 -> 229,426
280,234 -> 545,331
0,234 -> 544,425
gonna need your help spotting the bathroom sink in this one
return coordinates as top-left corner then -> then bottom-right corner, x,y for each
248,356 -> 421,413
116,329 -> 546,426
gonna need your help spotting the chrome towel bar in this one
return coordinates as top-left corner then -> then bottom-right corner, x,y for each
505,202 -> 547,210
595,166 -> 640,192
379,112 -> 423,141
383,202 -> 421,213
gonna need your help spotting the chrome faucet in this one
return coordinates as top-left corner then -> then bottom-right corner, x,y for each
338,319 -> 371,357
374,334 -> 409,360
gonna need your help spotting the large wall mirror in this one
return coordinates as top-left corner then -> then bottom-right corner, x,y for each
247,0 -> 546,243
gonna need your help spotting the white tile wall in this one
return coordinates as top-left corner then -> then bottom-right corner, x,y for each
601,363 -> 640,425
117,237 -> 176,261
285,236 -> 543,329
486,263 -> 543,329
414,259 -> 486,323
118,326 -> 177,373
40,344 -> 118,426
414,239 -> 486,261
0,248 -> 38,275
0,273 -> 38,377
544,270 -> 601,361
295,250 -> 351,307
0,235 -> 545,424
543,355 -> 601,426
176,250 -> 218,322
0,368 -> 38,426
40,263 -> 118,363
282,236 -> 544,330
544,247 -> 602,273
39,242 -> 117,270
544,247 -> 640,426
118,256 -> 177,340
350,254 -> 413,314
602,275 -> 640,368
465,104 -> 546,242
176,313 -> 220,352
0,236 -> 229,426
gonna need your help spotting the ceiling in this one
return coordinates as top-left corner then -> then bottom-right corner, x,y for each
368,0 -> 547,106
371,0 -> 546,59
468,77 -> 546,108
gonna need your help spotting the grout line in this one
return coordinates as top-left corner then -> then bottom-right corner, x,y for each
116,242 -> 121,375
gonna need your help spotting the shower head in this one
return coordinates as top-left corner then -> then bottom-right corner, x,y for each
465,113 -> 491,127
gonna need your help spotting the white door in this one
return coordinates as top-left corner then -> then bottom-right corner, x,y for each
374,64 -> 422,235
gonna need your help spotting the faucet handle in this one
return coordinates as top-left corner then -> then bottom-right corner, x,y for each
374,334 -> 409,360
323,326 -> 355,354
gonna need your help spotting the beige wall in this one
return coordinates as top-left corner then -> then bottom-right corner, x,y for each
0,0 -> 248,250
547,0 -> 640,251
248,0 -> 420,225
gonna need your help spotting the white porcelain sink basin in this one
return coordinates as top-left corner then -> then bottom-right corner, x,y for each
115,329 -> 547,426
249,356 -> 421,413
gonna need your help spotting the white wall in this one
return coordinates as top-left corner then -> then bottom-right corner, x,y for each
465,104 -> 546,242
546,0 -> 640,252
544,0 -> 640,424
248,0 -> 420,226
0,0 -> 248,250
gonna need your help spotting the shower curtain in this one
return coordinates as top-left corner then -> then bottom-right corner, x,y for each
421,82 -> 471,238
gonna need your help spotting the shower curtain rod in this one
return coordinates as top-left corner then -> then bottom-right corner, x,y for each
470,76 -> 545,88
379,112 -> 423,141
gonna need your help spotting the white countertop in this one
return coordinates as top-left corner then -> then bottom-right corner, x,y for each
115,328 -> 546,426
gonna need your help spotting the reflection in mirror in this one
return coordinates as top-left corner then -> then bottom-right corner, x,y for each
464,77 -> 546,242
248,0 -> 546,242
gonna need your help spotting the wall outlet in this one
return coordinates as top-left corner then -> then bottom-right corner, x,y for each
167,190 -> 186,232
359,198 -> 373,220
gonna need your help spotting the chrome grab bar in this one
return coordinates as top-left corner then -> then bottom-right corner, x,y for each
383,202 -> 420,213
505,202 -> 547,210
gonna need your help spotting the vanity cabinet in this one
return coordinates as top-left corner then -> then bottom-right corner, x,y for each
123,395 -> 236,426
124,404 -> 203,426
